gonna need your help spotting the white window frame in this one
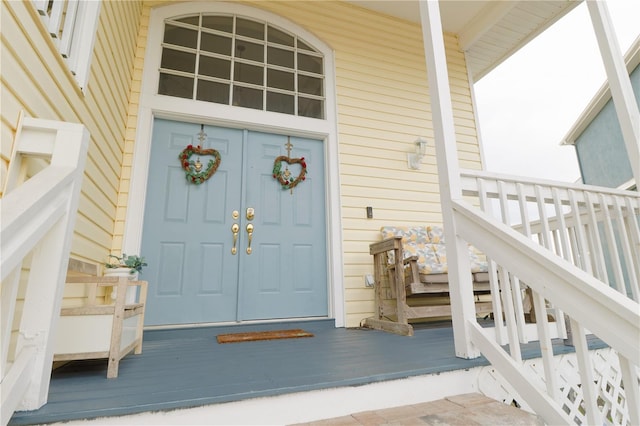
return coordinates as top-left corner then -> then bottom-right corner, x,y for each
33,0 -> 101,90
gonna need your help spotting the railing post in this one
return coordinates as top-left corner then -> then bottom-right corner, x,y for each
6,121 -> 89,412
586,0 -> 640,186
419,0 -> 479,358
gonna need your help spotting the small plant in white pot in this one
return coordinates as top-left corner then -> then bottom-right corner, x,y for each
104,254 -> 147,276
104,254 -> 147,302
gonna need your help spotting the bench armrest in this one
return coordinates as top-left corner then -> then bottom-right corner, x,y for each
370,236 -> 403,255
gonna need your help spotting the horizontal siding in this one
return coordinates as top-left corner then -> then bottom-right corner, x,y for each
126,1 -> 482,327
1,0 -> 143,264
1,0 -> 143,344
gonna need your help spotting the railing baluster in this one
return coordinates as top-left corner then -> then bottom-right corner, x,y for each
612,196 -> 639,301
531,288 -> 558,401
618,354 -> 640,426
498,267 -> 522,361
477,178 -> 506,343
585,191 -> 609,283
569,319 -> 602,426
552,188 -> 572,262
598,193 -> 627,294
624,196 -> 640,296
498,181 -> 527,344
568,189 -> 593,274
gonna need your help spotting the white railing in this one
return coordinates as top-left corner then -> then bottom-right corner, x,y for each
455,170 -> 639,425
0,117 -> 88,426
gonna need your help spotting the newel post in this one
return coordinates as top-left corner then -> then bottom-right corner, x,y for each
418,0 -> 479,358
15,122 -> 89,410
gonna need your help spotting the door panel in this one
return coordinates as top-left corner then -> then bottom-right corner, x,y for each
239,132 -> 327,320
141,120 -> 327,325
142,120 -> 243,325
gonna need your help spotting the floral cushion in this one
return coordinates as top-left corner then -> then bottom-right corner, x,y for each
379,226 -> 488,275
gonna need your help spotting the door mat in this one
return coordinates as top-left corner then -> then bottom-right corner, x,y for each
216,329 -> 314,344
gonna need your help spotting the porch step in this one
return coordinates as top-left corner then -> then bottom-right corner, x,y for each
294,393 -> 544,426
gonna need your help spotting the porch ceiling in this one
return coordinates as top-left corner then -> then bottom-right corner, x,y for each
348,0 -> 582,81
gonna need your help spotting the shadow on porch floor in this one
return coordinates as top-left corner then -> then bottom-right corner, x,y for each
9,319 -> 604,425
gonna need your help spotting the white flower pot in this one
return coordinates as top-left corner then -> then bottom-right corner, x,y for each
104,268 -> 138,304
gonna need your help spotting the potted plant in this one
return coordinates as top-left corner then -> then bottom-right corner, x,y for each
104,253 -> 147,276
104,254 -> 147,303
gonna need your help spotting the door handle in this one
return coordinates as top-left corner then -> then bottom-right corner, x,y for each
246,223 -> 254,254
231,223 -> 239,255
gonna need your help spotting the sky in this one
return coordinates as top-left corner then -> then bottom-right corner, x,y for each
473,0 -> 640,184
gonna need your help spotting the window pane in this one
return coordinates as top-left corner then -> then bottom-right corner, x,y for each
233,86 -> 263,109
267,69 -> 294,91
298,75 -> 322,96
267,47 -> 293,68
199,56 -> 230,79
235,40 -> 263,62
267,91 -> 294,114
297,53 -> 322,74
267,26 -> 293,47
297,39 -> 315,52
197,80 -> 229,104
201,15 -> 233,33
161,48 -> 196,73
236,18 -> 264,40
234,62 -> 263,85
175,16 -> 199,26
158,73 -> 194,99
163,24 -> 198,48
298,97 -> 323,119
201,33 -> 232,56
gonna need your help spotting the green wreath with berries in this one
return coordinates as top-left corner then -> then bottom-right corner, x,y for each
272,156 -> 307,190
179,145 -> 221,184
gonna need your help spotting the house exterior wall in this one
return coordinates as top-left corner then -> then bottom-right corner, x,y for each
122,1 -> 483,327
574,63 -> 639,188
1,0 -> 143,265
2,0 -> 481,328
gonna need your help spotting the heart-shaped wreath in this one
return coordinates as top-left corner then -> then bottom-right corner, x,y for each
272,156 -> 307,190
179,145 -> 221,184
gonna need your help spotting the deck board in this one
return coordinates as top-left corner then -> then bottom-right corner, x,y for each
9,320 -> 605,425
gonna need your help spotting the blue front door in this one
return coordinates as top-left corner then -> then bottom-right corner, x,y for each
141,119 -> 327,325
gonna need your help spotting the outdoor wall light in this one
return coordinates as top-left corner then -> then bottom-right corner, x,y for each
407,137 -> 429,170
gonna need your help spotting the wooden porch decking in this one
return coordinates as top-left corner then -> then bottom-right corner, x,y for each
9,319 -> 605,425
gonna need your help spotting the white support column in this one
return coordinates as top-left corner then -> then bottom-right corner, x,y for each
419,0 -> 479,359
587,0 -> 640,186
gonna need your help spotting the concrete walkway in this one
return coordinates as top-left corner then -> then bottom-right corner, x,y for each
294,393 -> 545,426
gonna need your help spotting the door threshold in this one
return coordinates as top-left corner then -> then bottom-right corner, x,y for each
144,316 -> 334,331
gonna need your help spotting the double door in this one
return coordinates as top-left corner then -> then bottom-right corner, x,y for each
141,119 -> 327,325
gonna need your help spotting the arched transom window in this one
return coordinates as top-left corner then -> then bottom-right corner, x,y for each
158,14 -> 325,119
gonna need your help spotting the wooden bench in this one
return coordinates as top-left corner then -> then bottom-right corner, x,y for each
363,226 -> 493,336
53,260 -> 148,378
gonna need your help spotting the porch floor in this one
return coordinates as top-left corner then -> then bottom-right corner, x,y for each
9,319 -> 605,425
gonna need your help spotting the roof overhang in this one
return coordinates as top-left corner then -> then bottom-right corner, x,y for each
560,36 -> 640,145
347,0 -> 582,81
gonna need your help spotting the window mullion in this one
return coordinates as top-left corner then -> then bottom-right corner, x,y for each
294,37 -> 299,116
59,0 -> 79,57
193,13 -> 202,101
230,16 -> 237,106
262,24 -> 267,111
47,0 -> 65,38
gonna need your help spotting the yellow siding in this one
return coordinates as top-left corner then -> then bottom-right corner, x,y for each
126,1 -> 482,327
1,1 -> 143,267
